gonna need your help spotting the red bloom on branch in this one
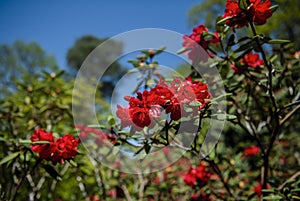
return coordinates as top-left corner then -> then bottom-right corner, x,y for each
183,24 -> 220,61
244,145 -> 260,156
223,0 -> 248,28
116,105 -> 133,128
30,129 -> 55,156
223,0 -> 273,28
249,0 -> 273,25
242,51 -> 264,67
231,51 -> 264,74
190,193 -> 211,201
30,129 -> 79,165
253,181 -> 262,196
56,134 -> 79,163
183,164 -> 211,188
116,77 -> 210,128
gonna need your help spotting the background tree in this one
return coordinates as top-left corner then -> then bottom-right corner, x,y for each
188,0 -> 300,49
66,35 -> 126,100
0,41 -> 57,98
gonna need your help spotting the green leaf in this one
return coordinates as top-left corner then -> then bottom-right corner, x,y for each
0,152 -> 20,166
88,124 -> 106,129
262,195 -> 283,200
239,0 -> 248,10
234,41 -> 256,53
128,60 -> 140,67
227,34 -> 235,48
216,114 -> 237,120
189,101 -> 202,107
291,195 -> 300,200
0,137 -> 8,142
217,17 -> 231,25
107,115 -> 116,126
32,141 -> 50,145
267,39 -> 291,44
270,5 -> 279,13
146,79 -> 155,88
262,189 -> 276,193
155,46 -> 166,55
144,143 -> 151,154
43,165 -> 61,180
177,47 -> 189,55
291,188 -> 300,192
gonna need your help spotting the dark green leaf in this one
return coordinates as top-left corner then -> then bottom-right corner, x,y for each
227,34 -> 236,47
144,143 -> 151,154
270,5 -> 279,13
44,165 -> 61,180
0,152 -> 20,166
234,40 -> 256,53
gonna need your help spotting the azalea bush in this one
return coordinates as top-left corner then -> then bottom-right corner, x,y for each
1,0 -> 300,200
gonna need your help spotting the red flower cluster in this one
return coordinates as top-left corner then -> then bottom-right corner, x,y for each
190,193 -> 211,201
75,125 -> 116,145
253,181 -> 262,196
183,164 -> 211,188
231,51 -> 264,74
223,0 -> 273,28
244,145 -> 260,156
30,129 -> 79,165
242,51 -> 264,67
116,77 -> 210,130
183,24 -> 220,61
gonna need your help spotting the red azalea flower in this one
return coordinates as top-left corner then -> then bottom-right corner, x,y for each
242,51 -> 264,67
183,24 -> 220,61
185,77 -> 211,106
230,63 -> 245,75
57,134 -> 79,161
116,105 -> 133,128
183,164 -> 211,188
30,128 -> 54,143
30,129 -> 79,165
116,77 -> 211,127
253,181 -> 262,196
75,124 -> 103,140
30,129 -> 55,157
223,0 -> 273,28
94,132 -> 116,146
244,145 -> 260,156
190,193 -> 211,201
223,0 -> 248,28
249,0 -> 273,25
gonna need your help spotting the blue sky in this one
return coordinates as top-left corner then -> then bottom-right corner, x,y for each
0,0 -> 202,68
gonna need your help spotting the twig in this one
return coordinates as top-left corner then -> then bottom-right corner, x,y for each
277,170 -> 300,191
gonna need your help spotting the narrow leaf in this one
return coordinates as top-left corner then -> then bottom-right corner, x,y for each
44,165 -> 61,180
267,39 -> 291,44
0,152 -> 20,166
263,195 -> 283,200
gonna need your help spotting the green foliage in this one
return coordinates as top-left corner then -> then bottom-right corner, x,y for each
66,35 -> 126,99
0,41 -> 57,98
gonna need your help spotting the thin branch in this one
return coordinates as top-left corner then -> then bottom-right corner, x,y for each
279,104 -> 300,126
